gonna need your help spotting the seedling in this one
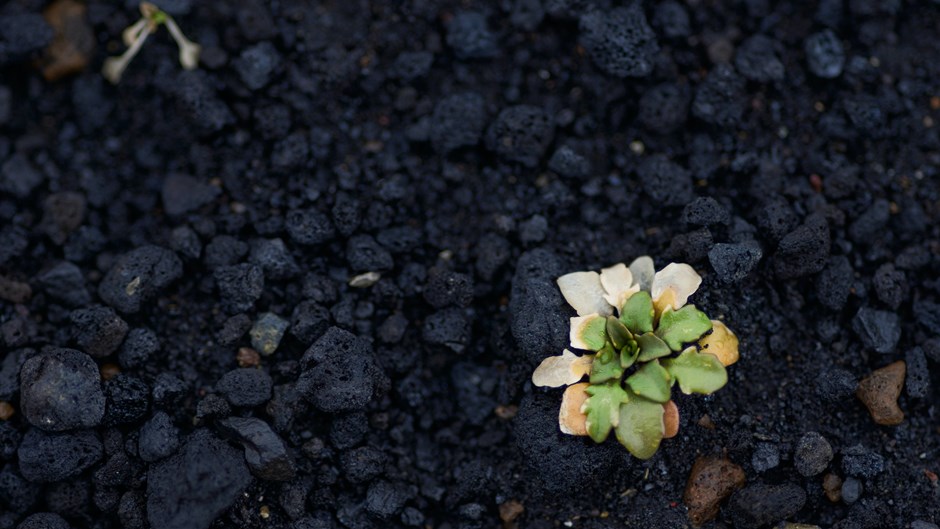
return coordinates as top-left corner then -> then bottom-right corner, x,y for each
532,257 -> 739,459
103,2 -> 201,84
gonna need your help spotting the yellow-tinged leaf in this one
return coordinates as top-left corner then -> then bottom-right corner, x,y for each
559,382 -> 590,436
698,320 -> 739,366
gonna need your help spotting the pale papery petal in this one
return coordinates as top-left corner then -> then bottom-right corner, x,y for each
651,262 -> 702,311
557,271 -> 612,316
629,256 -> 655,292
532,350 -> 593,387
600,263 -> 635,310
569,314 -> 607,351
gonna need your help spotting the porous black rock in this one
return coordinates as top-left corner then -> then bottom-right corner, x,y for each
15,513 -> 70,529
19,347 -> 105,431
485,105 -> 555,168
70,305 -> 128,358
852,307 -> 900,354
161,174 -> 220,216
637,155 -> 693,206
794,432 -> 833,477
430,93 -> 487,154
146,430 -> 251,529
214,263 -> 264,313
774,214 -> 831,280
509,249 -> 568,365
806,29 -> 845,78
103,374 -> 150,425
692,64 -> 747,127
17,429 -> 103,483
727,482 -> 807,529
36,262 -> 90,307
216,368 -> 273,407
98,246 -> 183,314
708,242 -> 763,283
217,417 -> 296,481
299,327 -> 379,413
578,4 -> 659,78
138,411 -> 180,463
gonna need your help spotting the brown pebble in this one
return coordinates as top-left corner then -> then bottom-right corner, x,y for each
41,0 -> 95,81
663,400 -> 679,439
237,347 -> 261,367
684,456 -> 746,527
499,499 -> 524,529
0,401 -> 14,421
856,360 -> 906,426
100,363 -> 121,381
0,275 -> 32,304
698,414 -> 716,430
822,473 -> 842,502
494,404 -> 518,420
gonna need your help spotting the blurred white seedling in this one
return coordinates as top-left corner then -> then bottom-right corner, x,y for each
103,2 -> 201,84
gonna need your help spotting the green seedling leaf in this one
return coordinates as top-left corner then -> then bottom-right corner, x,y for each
590,343 -> 624,384
655,305 -> 713,351
606,316 -> 633,351
614,393 -> 665,460
570,314 -> 608,351
620,344 -> 640,369
636,332 -> 671,362
582,382 -> 630,443
619,291 -> 654,335
661,347 -> 728,395
625,360 -> 672,403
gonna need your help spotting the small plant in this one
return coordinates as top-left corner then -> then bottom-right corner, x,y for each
103,2 -> 201,84
532,257 -> 739,459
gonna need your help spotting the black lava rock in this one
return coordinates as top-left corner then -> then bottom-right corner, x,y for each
19,347 -> 105,431
161,174 -> 220,216
548,145 -> 590,178
15,513 -> 70,529
509,249 -> 568,365
340,446 -> 387,484
214,263 -> 264,313
815,367 -> 858,402
486,105 -> 555,167
70,305 -> 128,358
683,197 -> 730,226
841,445 -> 884,478
424,269 -> 474,308
794,432 -> 833,477
139,411 -> 180,463
578,4 -> 659,77
692,64 -> 747,127
848,199 -> 890,244
204,235 -> 249,269
17,428 -> 103,483
638,83 -> 691,134
514,392 -> 631,493
872,263 -> 906,310
36,262 -> 90,307
290,300 -> 331,345
249,238 -> 299,280
728,482 -> 807,529
217,368 -> 273,407
735,35 -> 784,82
330,412 -> 368,449
904,347 -> 930,399
708,242 -> 763,283
422,308 -> 471,353
146,430 -> 251,529
365,480 -> 409,519
651,0 -> 690,38
446,11 -> 498,60
0,14 -> 53,60
0,464 -> 39,513
637,155 -> 693,206
98,246 -> 183,314
286,208 -> 335,245
103,374 -> 150,425
816,256 -> 854,310
805,29 -> 845,78
118,328 -> 159,370
756,196 -> 799,242
170,226 -> 202,259
217,417 -> 296,481
751,443 -> 780,473
852,307 -> 900,354
391,51 -> 434,80
299,327 -> 379,413
346,235 -> 394,272
430,92 -> 487,154
773,214 -> 831,280
841,477 -> 862,504
234,41 -> 281,90
0,154 -> 43,199
475,233 -> 511,281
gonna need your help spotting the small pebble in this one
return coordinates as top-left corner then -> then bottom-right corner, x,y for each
856,361 -> 905,426
841,477 -> 862,504
794,432 -> 833,477
751,442 -> 780,473
237,347 -> 260,367
250,312 -> 289,356
822,473 -> 842,502
852,307 -> 901,354
683,456 -> 746,527
841,445 -> 885,478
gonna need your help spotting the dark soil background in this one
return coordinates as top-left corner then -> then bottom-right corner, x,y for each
0,0 -> 939,528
